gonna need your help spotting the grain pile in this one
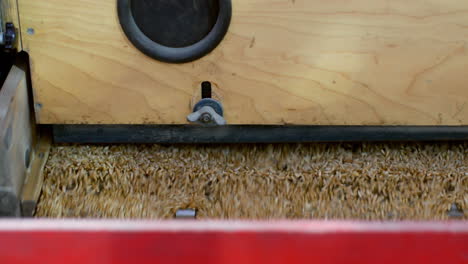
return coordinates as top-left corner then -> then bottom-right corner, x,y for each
36,143 -> 467,220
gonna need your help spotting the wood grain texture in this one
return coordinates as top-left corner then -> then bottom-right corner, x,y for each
21,131 -> 51,217
18,0 -> 468,125
0,66 -> 31,216
1,0 -> 22,50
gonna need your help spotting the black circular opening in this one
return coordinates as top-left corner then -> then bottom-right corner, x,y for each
131,0 -> 219,48
118,0 -> 232,63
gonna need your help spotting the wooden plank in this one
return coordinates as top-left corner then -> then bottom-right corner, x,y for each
1,0 -> 22,50
0,220 -> 467,264
0,66 -> 31,216
18,0 -> 468,125
21,129 -> 51,217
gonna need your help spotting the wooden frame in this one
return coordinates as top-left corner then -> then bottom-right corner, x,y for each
0,66 -> 31,216
21,131 -> 50,217
18,0 -> 468,125
0,64 -> 50,216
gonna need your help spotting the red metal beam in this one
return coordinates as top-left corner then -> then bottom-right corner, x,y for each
0,220 -> 466,264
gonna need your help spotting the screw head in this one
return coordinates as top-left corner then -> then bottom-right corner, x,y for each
200,113 -> 212,123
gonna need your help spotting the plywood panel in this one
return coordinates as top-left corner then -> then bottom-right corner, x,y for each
18,0 -> 468,125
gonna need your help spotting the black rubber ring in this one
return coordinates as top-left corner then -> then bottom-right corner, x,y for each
117,0 -> 232,63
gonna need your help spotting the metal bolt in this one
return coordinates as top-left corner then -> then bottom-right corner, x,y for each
175,209 -> 197,219
186,103 -> 226,126
447,203 -> 464,219
200,113 -> 212,123
27,28 -> 35,35
2,23 -> 16,49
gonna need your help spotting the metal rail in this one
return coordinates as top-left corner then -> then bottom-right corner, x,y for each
53,125 -> 468,143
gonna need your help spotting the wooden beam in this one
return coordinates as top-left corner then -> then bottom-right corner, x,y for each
21,129 -> 51,217
0,66 -> 31,216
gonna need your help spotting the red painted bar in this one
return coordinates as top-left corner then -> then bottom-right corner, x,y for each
0,220 -> 467,264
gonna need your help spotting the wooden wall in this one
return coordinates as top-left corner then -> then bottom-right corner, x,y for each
0,66 -> 32,216
18,0 -> 468,125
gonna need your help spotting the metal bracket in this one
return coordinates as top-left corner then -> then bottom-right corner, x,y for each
1,22 -> 16,51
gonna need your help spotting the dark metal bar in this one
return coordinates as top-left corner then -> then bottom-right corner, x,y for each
52,125 -> 468,144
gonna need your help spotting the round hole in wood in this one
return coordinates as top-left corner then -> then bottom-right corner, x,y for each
131,0 -> 219,48
118,0 -> 232,63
